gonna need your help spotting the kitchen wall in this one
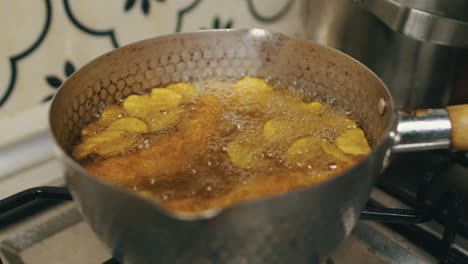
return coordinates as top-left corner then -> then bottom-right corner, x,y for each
0,0 -> 304,120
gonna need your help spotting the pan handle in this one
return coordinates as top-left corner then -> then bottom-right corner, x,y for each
392,104 -> 468,152
447,105 -> 468,150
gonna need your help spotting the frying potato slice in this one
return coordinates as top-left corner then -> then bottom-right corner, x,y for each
94,132 -> 141,157
226,141 -> 258,169
344,117 -> 357,129
101,105 -> 126,124
81,123 -> 102,139
286,137 -> 323,166
232,77 -> 273,103
320,141 -> 351,162
106,117 -> 148,133
146,108 -> 184,132
263,119 -> 296,142
166,83 -> 195,102
150,88 -> 182,108
275,95 -> 325,115
123,89 -> 182,119
234,77 -> 273,94
123,95 -> 157,118
81,105 -> 127,138
72,131 -> 141,160
336,128 -> 371,156
303,102 -> 324,114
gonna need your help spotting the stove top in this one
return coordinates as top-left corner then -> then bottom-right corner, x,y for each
0,150 -> 467,264
0,191 -> 436,264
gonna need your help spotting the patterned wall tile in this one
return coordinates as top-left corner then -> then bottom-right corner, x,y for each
0,0 -> 302,118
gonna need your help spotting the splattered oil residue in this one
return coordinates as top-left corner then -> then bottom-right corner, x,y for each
72,77 -> 371,213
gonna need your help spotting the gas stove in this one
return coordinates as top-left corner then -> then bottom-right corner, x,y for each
0,150 -> 467,264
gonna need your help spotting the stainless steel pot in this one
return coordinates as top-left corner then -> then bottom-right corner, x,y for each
302,0 -> 468,109
48,29 -> 468,263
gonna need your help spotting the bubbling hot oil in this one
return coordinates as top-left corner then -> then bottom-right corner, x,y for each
74,77 -> 371,213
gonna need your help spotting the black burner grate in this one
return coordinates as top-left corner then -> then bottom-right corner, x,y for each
377,150 -> 468,264
0,186 -> 465,264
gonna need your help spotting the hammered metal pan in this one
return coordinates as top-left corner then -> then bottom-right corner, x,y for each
48,29 -> 468,263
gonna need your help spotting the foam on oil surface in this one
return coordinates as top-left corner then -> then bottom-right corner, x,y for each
78,77 -> 367,212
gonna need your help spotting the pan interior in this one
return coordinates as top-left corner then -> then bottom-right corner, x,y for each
50,29 -> 393,168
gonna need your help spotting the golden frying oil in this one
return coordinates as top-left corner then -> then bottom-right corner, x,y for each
73,77 -> 370,213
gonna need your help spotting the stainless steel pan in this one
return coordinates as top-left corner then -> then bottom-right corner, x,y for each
48,29 -> 468,263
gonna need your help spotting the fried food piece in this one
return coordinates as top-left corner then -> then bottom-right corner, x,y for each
336,128 -> 371,155
304,102 -> 324,114
263,119 -> 297,142
166,83 -> 195,102
344,117 -> 357,129
286,137 -> 323,166
232,77 -> 273,105
320,141 -> 351,162
80,123 -> 102,139
270,92 -> 324,115
85,96 -> 224,185
80,105 -> 127,138
123,95 -> 157,118
123,88 -> 184,132
286,136 -> 354,166
145,108 -> 184,132
233,77 -> 273,96
123,89 -> 181,119
72,131 -> 142,160
226,140 -> 258,169
150,88 -> 182,107
106,117 -> 148,133
101,105 -> 126,124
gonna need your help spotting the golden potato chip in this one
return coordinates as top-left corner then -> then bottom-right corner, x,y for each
72,131 -> 141,160
226,141 -> 258,169
336,128 -> 371,156
80,123 -> 102,139
320,141 -> 351,161
100,105 -> 126,124
166,83 -> 195,101
263,119 -> 296,142
123,95 -> 156,118
106,117 -> 148,132
234,77 -> 273,93
145,108 -> 184,132
286,137 -> 323,166
232,77 -> 273,103
123,90 -> 182,119
95,132 -> 142,157
304,102 -> 324,114
150,88 -> 182,108
344,117 -> 357,129
80,105 -> 126,138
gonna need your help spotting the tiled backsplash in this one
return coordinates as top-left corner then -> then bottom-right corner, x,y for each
0,0 -> 304,119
